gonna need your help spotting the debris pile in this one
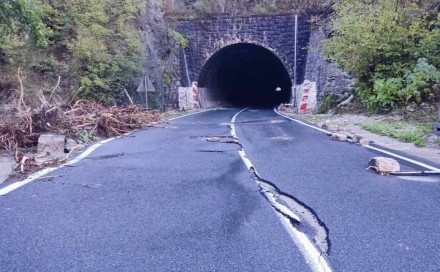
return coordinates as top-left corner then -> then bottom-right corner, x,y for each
0,98 -> 162,177
0,100 -> 162,151
59,100 -> 162,138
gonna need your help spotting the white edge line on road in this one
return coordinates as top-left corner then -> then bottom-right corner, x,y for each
363,145 -> 440,172
231,108 -> 332,272
274,108 -> 440,172
167,109 -> 210,121
273,108 -> 331,134
0,138 -> 116,196
0,109 -> 214,196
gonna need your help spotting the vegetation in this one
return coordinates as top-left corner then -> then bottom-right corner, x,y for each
360,121 -> 433,147
324,0 -> 440,112
162,0 -> 329,18
0,0 -> 147,105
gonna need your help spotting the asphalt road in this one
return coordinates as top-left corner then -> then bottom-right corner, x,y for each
1,108 -> 439,271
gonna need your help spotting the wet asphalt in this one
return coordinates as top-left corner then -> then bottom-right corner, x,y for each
0,108 -> 439,271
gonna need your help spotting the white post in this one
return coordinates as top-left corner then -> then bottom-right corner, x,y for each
293,14 -> 298,107
144,74 -> 149,110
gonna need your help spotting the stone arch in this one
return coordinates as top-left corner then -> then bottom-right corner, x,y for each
203,39 -> 294,84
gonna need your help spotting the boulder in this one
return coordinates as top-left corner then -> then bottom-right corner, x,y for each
322,123 -> 340,132
38,134 -> 66,154
351,134 -> 364,144
359,138 -> 371,146
0,153 -> 16,183
368,157 -> 400,175
331,133 -> 348,142
65,138 -> 78,152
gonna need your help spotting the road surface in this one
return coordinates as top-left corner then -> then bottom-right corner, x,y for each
1,108 -> 439,271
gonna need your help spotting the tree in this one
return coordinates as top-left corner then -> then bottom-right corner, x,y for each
0,0 -> 52,61
323,0 -> 440,110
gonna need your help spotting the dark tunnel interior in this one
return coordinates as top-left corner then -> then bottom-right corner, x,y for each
198,43 -> 292,108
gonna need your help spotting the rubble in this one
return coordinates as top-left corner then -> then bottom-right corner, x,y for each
0,99 -> 162,177
0,153 -> 16,183
351,134 -> 364,144
38,134 -> 65,154
331,133 -> 348,142
368,157 -> 400,175
359,138 -> 371,146
322,123 -> 340,132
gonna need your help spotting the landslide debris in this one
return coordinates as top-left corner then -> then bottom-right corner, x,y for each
0,97 -> 162,178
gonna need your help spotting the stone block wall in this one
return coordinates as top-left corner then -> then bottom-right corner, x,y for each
175,14 -> 311,87
303,23 -> 354,100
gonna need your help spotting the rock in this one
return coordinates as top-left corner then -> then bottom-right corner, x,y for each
34,153 -> 58,165
65,138 -> 78,152
0,153 -> 16,184
359,138 -> 371,146
38,134 -> 66,154
37,134 -> 66,161
351,134 -> 364,144
331,133 -> 347,142
322,123 -> 340,132
368,157 -> 400,175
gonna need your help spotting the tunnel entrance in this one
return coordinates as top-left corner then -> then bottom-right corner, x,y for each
198,43 -> 292,108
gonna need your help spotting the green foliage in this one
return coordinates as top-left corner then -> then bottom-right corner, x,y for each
76,130 -> 99,143
360,58 -> 440,111
162,0 -> 329,18
0,0 -> 53,50
0,0 -> 147,105
324,0 -> 440,111
360,120 -> 432,147
64,0 -> 145,104
162,72 -> 172,85
168,29 -> 188,47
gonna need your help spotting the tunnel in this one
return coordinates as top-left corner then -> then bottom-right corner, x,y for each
198,43 -> 292,108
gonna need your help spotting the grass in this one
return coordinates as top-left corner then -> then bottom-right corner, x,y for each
360,121 -> 432,147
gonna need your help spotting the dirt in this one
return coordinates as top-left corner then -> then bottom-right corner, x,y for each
284,112 -> 440,165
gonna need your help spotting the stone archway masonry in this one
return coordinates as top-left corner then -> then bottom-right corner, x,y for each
174,14 -> 352,110
175,14 -> 310,90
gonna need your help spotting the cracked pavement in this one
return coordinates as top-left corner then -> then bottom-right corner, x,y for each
1,108 -> 440,271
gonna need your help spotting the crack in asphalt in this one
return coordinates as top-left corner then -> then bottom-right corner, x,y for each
192,124 -> 331,259
254,171 -> 331,255
227,110 -> 332,272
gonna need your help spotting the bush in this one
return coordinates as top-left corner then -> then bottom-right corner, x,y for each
361,58 -> 440,111
324,0 -> 440,111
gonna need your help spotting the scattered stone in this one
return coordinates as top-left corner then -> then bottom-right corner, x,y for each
331,133 -> 348,142
38,134 -> 66,154
359,138 -> 371,146
322,123 -> 340,132
0,153 -> 16,183
368,157 -> 400,175
351,134 -> 364,144
65,138 -> 78,152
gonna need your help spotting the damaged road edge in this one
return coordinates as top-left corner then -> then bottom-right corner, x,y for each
230,108 -> 333,272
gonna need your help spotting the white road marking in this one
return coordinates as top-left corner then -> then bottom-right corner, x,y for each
364,145 -> 440,172
231,108 -> 333,272
274,108 -> 440,172
0,138 -> 116,196
1,109 -> 213,196
273,108 -> 331,134
167,109 -> 210,121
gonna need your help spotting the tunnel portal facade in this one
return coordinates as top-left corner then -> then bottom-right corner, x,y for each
175,14 -> 311,107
